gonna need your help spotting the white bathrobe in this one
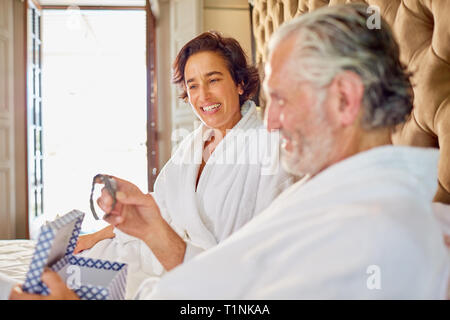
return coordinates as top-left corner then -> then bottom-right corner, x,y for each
0,274 -> 16,300
80,100 -> 293,298
137,146 -> 450,299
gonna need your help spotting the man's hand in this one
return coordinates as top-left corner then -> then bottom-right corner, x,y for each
97,176 -> 162,240
9,269 -> 79,300
97,175 -> 186,270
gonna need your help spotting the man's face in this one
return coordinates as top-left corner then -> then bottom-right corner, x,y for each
264,39 -> 339,177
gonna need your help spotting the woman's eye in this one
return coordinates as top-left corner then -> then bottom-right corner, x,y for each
189,85 -> 197,90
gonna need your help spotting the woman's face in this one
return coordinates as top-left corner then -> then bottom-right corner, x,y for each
184,51 -> 243,132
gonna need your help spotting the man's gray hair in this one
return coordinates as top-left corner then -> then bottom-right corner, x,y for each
268,3 -> 413,129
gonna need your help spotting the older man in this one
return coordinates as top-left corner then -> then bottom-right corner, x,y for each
9,3 -> 449,299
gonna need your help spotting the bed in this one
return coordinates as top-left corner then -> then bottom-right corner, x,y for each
1,204 -> 449,299
0,240 -> 36,283
1,0 -> 449,299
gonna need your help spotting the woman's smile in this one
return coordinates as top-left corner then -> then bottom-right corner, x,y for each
184,51 -> 243,134
201,103 -> 222,114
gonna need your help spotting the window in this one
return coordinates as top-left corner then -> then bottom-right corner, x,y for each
27,1 -> 44,234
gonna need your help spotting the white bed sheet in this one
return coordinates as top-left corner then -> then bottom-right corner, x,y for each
0,240 -> 36,283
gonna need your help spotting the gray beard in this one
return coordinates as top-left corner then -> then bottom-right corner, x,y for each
280,119 -> 336,177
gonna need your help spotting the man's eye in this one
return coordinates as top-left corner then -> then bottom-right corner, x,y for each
210,78 -> 219,83
189,85 -> 197,90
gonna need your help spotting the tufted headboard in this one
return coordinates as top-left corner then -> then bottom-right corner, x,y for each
251,0 -> 450,204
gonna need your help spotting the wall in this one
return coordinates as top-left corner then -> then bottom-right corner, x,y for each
0,0 -> 18,239
203,0 -> 252,58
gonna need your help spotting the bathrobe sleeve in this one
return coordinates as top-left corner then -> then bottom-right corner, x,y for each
149,161 -> 205,267
152,171 -> 208,263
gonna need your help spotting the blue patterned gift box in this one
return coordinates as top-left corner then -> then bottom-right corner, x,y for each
22,210 -> 128,300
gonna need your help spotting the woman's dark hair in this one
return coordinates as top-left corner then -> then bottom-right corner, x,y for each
172,31 -> 259,107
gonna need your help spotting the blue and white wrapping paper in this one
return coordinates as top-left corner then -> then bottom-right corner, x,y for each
22,210 -> 128,300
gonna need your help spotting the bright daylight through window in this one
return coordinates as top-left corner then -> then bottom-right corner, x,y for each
40,9 -> 147,235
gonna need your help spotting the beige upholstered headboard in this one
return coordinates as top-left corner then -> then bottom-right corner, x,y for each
252,0 -> 450,204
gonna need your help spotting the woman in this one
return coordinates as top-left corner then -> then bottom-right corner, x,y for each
73,31 -> 292,298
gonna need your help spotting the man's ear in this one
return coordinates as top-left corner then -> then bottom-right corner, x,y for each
334,71 -> 364,127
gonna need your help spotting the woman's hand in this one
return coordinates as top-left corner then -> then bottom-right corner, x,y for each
73,234 -> 98,255
9,269 -> 79,300
73,225 -> 115,255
